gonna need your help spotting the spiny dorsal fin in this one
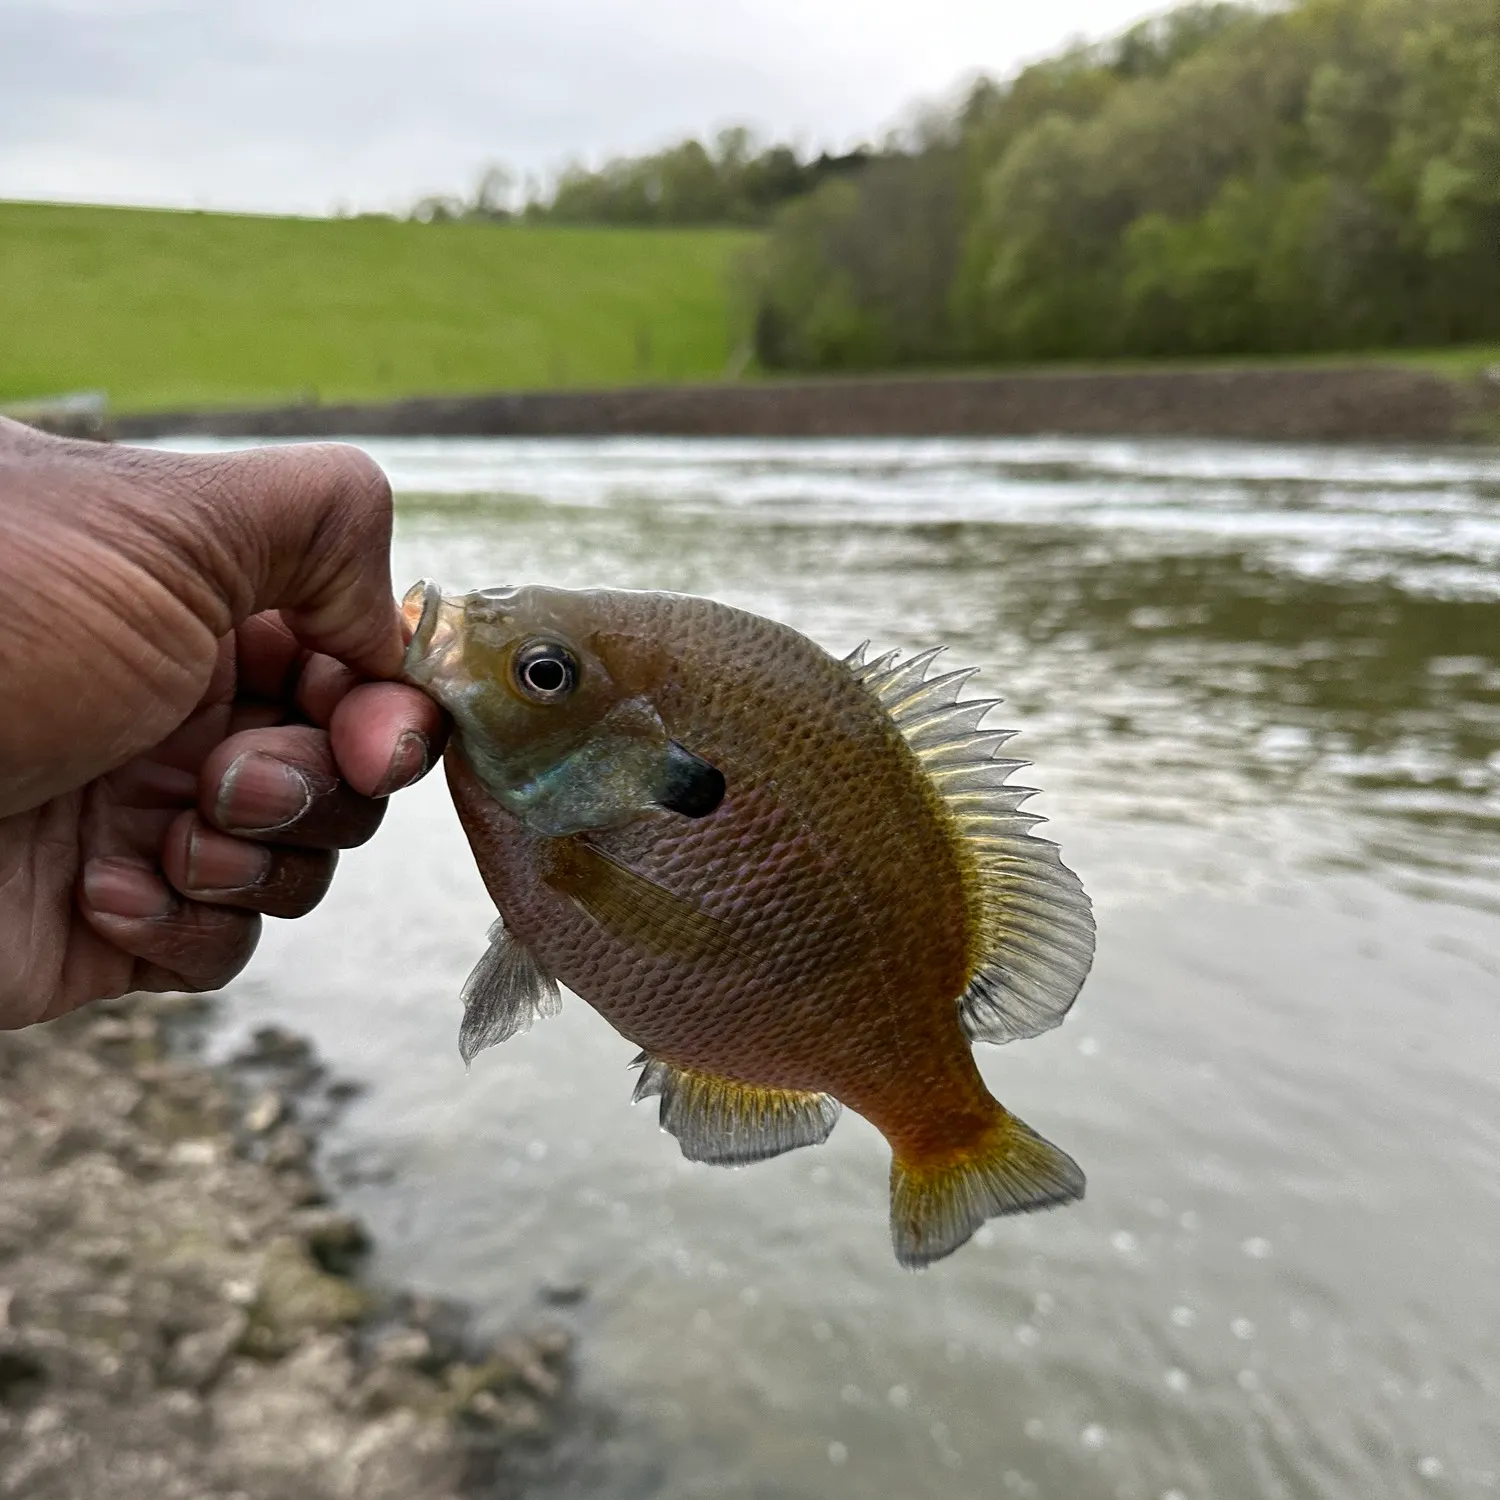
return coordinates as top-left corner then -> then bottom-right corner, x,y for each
459,918 -> 562,1066
632,1055 -> 841,1165
845,645 -> 1095,1044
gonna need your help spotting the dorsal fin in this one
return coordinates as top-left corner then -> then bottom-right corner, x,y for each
847,646 -> 1095,1044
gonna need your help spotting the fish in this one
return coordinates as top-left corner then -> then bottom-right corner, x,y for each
400,579 -> 1095,1267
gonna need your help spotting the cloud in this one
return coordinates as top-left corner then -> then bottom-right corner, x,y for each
0,0 -> 1165,214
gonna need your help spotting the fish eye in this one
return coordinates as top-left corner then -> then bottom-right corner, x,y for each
511,639 -> 579,703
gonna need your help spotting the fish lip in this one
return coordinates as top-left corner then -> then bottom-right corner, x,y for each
399,578 -> 445,682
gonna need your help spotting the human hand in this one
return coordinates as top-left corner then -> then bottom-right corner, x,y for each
0,418 -> 446,1026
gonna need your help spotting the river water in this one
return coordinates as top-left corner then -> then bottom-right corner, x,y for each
185,436 -> 1499,1500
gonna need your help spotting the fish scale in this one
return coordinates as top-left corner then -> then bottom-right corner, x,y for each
402,581 -> 1094,1266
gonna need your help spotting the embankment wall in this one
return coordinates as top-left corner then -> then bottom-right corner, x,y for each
107,365 -> 1500,444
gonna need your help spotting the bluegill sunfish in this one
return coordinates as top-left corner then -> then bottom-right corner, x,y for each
401,581 -> 1094,1266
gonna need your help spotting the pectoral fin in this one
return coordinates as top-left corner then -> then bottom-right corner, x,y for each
544,838 -> 747,965
458,918 -> 561,1066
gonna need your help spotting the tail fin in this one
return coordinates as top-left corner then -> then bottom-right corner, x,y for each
889,1112 -> 1084,1268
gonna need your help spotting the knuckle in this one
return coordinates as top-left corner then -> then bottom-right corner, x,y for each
319,444 -> 392,521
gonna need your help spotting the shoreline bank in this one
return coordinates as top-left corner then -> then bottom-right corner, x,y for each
0,993 -> 576,1499
107,365 -> 1500,446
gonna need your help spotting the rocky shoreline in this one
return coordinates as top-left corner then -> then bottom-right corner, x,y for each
0,993 -> 575,1499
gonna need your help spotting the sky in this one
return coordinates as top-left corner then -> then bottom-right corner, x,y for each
1,0 -> 1169,216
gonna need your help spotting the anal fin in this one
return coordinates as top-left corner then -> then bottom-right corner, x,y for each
632,1055 -> 840,1165
890,1110 -> 1084,1268
459,918 -> 561,1066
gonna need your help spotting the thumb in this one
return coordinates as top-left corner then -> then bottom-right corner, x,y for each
158,442 -> 405,678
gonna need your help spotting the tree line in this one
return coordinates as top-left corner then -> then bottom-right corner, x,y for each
409,129 -> 877,228
409,0 -> 1497,367
743,0 -> 1500,366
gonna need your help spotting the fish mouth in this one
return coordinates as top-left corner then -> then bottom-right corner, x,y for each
400,578 -> 460,684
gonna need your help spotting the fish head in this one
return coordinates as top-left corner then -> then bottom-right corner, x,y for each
400,579 -> 724,837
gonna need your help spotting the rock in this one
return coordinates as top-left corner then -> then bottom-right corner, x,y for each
166,1138 -> 223,1167
241,1092 -> 284,1135
213,1346 -> 467,1500
150,1387 -> 206,1432
531,1326 -> 575,1360
0,1348 -> 46,1401
354,1361 -> 440,1418
289,1208 -> 371,1275
443,1358 -> 517,1406
370,1326 -> 432,1368
132,1064 -> 231,1141
242,1239 -> 366,1357
517,1356 -> 562,1400
83,1018 -> 138,1051
262,1126 -> 312,1171
467,1389 -> 545,1436
164,1312 -> 247,1391
275,1168 -> 328,1208
237,1027 -> 313,1066
70,1238 -> 132,1273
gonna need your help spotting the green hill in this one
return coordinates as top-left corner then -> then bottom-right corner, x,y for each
0,202 -> 756,413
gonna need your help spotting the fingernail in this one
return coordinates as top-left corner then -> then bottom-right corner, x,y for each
83,858 -> 176,920
184,826 -> 272,893
216,753 -> 313,833
374,730 -> 430,798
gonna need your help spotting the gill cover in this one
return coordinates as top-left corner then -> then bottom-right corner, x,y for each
400,579 -> 724,836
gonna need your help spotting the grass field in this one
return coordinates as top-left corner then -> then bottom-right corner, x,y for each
0,202 -> 756,413
2,200 -> 1494,416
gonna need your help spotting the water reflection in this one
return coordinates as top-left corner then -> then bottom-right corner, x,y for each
161,435 -> 1500,1500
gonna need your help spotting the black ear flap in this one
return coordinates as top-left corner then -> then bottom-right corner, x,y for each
656,741 -> 726,818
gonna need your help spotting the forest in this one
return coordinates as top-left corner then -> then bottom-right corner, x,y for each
741,0 -> 1499,366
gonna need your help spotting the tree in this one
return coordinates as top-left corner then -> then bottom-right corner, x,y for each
745,0 -> 1500,368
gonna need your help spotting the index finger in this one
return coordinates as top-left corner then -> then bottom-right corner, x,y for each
143,442 -> 405,680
